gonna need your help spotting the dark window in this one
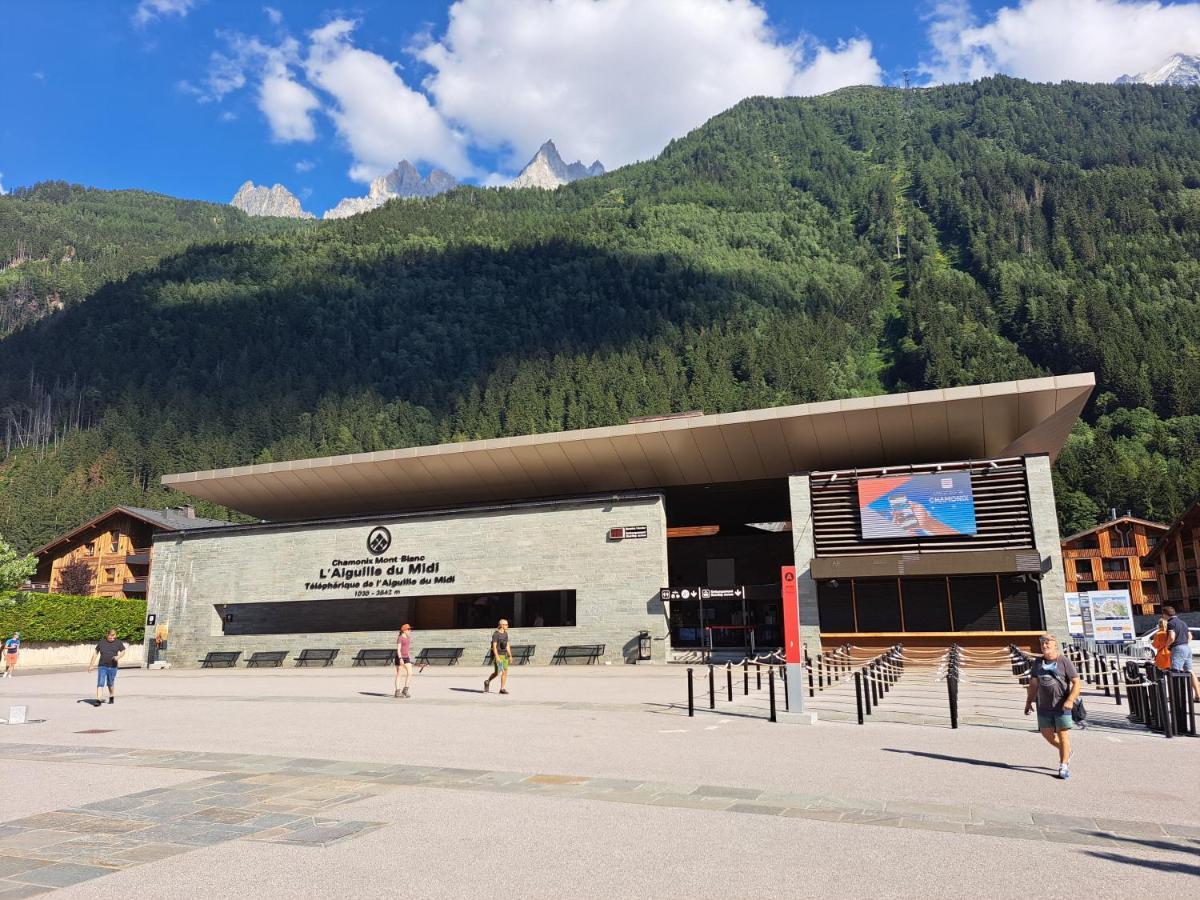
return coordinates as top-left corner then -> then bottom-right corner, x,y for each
817,580 -> 855,632
854,580 -> 902,632
1101,558 -> 1129,574
1076,535 -> 1100,550
1110,528 -> 1135,549
1074,560 -> 1093,578
220,590 -> 576,636
999,575 -> 1039,630
949,576 -> 1002,631
899,578 -> 952,631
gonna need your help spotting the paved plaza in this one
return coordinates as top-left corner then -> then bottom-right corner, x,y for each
0,664 -> 1196,898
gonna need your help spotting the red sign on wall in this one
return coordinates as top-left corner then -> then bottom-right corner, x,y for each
781,565 -> 801,664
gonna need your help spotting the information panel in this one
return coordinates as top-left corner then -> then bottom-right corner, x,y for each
857,472 -> 977,539
1081,589 -> 1135,643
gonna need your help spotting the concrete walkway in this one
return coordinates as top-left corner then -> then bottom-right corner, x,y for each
0,665 -> 1195,897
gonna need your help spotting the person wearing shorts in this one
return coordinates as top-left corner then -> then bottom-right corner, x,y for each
3,632 -> 19,678
484,619 -> 511,695
395,623 -> 414,699
1163,606 -> 1199,701
1024,634 -> 1081,779
88,629 -> 126,706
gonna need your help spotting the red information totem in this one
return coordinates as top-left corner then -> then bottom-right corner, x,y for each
781,565 -> 801,664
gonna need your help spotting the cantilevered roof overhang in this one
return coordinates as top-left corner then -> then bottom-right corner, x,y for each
163,374 -> 1095,521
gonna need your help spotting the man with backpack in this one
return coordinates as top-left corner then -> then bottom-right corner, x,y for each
1024,634 -> 1081,780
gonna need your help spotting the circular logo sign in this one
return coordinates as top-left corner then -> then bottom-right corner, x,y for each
367,526 -> 392,555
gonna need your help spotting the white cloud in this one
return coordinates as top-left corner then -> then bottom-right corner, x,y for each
418,0 -> 881,170
304,19 -> 472,181
925,0 -> 1200,83
220,110 -> 237,122
0,173 -> 6,196
259,67 -> 320,142
264,6 -> 283,26
133,0 -> 196,26
295,159 -> 316,172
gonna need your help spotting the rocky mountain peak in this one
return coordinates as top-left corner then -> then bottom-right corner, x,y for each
230,181 -> 314,219
1117,52 -> 1200,86
510,140 -> 605,190
324,161 -> 458,219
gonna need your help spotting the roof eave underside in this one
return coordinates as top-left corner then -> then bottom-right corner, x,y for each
163,374 -> 1095,521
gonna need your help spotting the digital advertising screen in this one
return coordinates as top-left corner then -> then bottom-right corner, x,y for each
857,471 -> 977,539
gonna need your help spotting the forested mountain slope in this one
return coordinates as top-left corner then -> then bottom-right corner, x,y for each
0,182 -> 307,336
2,77 -> 1199,550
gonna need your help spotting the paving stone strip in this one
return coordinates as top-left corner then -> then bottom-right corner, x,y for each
0,741 -> 1196,895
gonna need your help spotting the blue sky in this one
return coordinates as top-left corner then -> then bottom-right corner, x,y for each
1,1 -> 1195,216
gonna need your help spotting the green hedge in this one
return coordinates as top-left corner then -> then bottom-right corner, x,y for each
0,593 -> 146,643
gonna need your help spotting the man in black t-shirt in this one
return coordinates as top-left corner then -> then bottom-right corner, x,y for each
484,619 -> 512,695
88,628 -> 126,706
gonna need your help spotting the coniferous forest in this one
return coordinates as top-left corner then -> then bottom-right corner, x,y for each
2,77 -> 1200,550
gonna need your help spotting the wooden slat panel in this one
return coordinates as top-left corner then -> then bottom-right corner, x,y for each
809,459 -> 1034,558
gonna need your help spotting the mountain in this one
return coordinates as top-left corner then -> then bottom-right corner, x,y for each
0,182 -> 305,337
4,78 -> 1200,550
1117,53 -> 1200,86
509,140 -> 605,189
324,161 -> 457,219
230,181 -> 315,219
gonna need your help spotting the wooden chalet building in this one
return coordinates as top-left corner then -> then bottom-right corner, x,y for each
1061,515 -> 1167,615
29,506 -> 228,599
1143,497 -> 1200,613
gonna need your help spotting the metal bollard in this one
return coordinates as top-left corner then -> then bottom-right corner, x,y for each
1111,658 -> 1122,706
768,668 -> 777,723
708,665 -> 715,710
1099,654 -> 1110,697
947,667 -> 959,729
782,663 -> 790,711
727,664 -> 733,703
1158,670 -> 1174,738
743,660 -> 748,696
757,665 -> 762,691
854,670 -> 864,724
687,668 -> 694,717
808,655 -> 815,698
863,667 -> 873,716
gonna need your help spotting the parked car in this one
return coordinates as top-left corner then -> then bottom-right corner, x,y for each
1127,625 -> 1200,662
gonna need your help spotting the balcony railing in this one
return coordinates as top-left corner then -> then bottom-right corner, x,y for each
19,582 -> 50,593
125,548 -> 151,566
1108,545 -> 1138,557
122,579 -> 148,594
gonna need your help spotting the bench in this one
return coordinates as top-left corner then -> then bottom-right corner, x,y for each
486,644 -> 536,665
199,651 -> 240,668
416,647 -> 464,666
551,644 -> 605,665
246,651 -> 287,668
353,648 -> 396,667
295,648 -> 339,667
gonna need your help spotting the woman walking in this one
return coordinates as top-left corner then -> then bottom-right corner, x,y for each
395,624 -> 414,699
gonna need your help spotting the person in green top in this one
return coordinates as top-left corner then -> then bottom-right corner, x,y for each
484,619 -> 512,695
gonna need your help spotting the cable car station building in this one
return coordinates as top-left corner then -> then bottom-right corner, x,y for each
149,374 -> 1093,666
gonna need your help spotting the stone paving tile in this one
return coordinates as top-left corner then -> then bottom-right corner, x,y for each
10,863 -> 119,889
726,802 -> 788,816
0,880 -> 50,898
1162,823 -> 1200,840
839,812 -> 903,827
1042,830 -> 1121,848
1094,818 -> 1165,838
969,806 -> 1035,826
884,801 -> 974,823
0,832 -> 79,853
1030,812 -> 1098,830
579,778 -> 645,792
646,795 -> 734,812
690,785 -> 762,801
964,823 -> 1045,841
0,859 -> 45,879
780,808 -> 846,822
897,818 -> 965,834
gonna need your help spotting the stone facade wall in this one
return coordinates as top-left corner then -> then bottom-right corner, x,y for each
147,494 -> 669,668
1025,454 -> 1069,640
